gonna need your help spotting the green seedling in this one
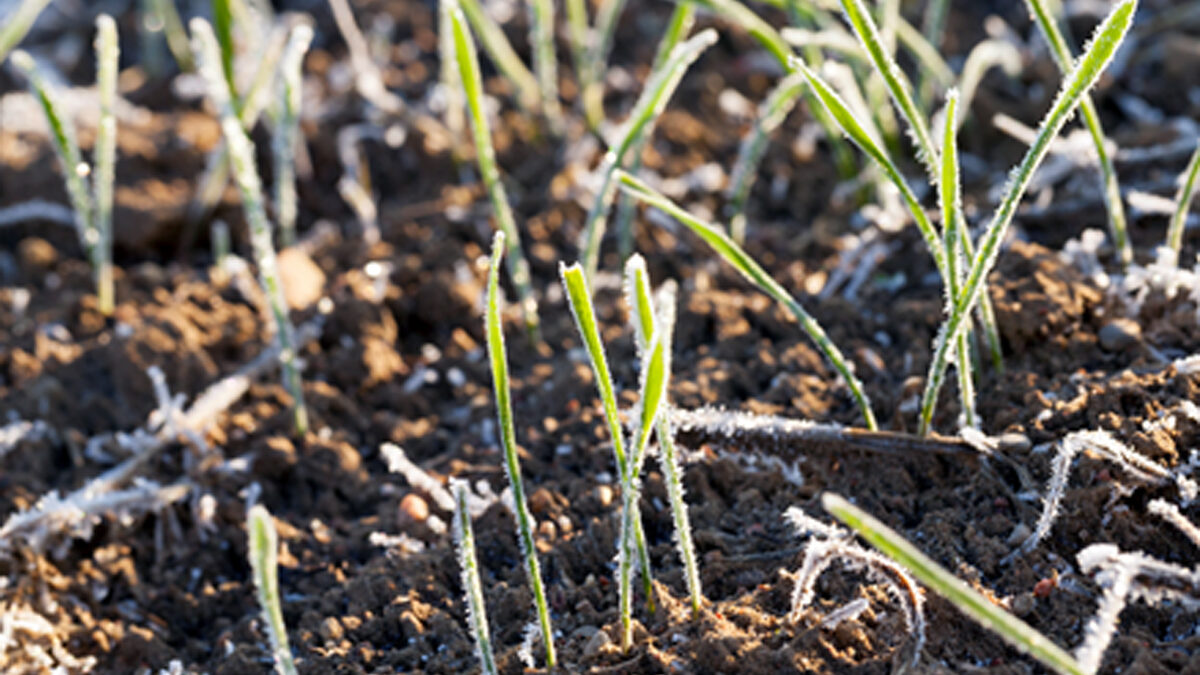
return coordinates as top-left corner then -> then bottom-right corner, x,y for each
438,0 -> 467,163
1167,143 -> 1200,263
11,15 -> 120,316
615,170 -> 878,430
452,481 -> 499,675
918,0 -> 1138,435
560,263 -> 656,611
823,493 -> 1087,675
270,23 -> 313,248
624,256 -> 702,618
247,505 -> 298,675
192,17 -> 310,437
614,1 -> 696,260
0,0 -> 53,64
483,231 -> 556,667
145,0 -> 195,72
937,90 -> 976,427
449,0 -> 540,340
529,0 -> 564,133
456,0 -> 540,113
580,0 -> 630,130
578,28 -> 719,281
1026,0 -> 1131,267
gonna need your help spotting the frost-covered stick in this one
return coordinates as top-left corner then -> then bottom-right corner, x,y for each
1147,499 -> 1200,549
788,534 -> 925,668
613,1 -> 696,261
529,0 -> 563,133
918,0 -> 1138,436
579,28 -> 719,282
483,231 -> 556,667
1166,143 -> 1200,263
270,24 -> 312,248
0,0 -> 53,63
452,480 -> 499,675
624,256 -> 702,617
450,1 -> 541,342
93,15 -> 119,316
146,0 -> 195,72
938,91 -> 976,427
1026,0 -> 1131,267
247,505 -> 297,675
823,493 -> 1088,675
192,18 -> 310,437
456,0 -> 541,113
580,0 -> 630,129
560,262 -> 656,608
616,170 -> 879,430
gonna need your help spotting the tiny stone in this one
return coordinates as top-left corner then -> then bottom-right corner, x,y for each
1098,318 -> 1141,352
595,485 -> 614,508
320,616 -> 344,642
997,432 -> 1032,454
582,629 -> 612,658
538,519 -> 558,541
1011,592 -> 1035,617
398,493 -> 429,524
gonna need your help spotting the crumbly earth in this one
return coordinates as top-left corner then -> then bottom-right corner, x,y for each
1,1 -> 1199,673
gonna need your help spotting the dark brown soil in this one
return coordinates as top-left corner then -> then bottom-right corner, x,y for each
2,1 -> 1199,673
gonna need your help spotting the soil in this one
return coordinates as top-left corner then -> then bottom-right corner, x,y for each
2,1 -> 1199,674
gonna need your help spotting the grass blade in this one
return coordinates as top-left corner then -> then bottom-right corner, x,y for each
560,262 -> 656,612
794,58 -> 948,282
726,72 -> 806,245
565,0 -> 591,121
614,1 -> 696,261
192,17 -> 309,437
580,0 -> 631,129
452,481 -> 499,675
247,505 -> 298,675
938,91 -> 976,428
918,0 -> 1138,435
616,170 -> 878,430
450,1 -> 542,341
146,0 -> 196,72
529,0 -> 564,133
0,0 -> 53,64
484,232 -> 556,667
1026,0 -> 1131,266
270,23 -> 313,248
94,15 -> 119,316
212,0 -> 241,111
822,493 -> 1086,675
438,0 -> 468,164
457,0 -> 541,113
579,28 -> 719,281
625,256 -> 702,618
11,52 -> 98,291
1167,143 -> 1200,263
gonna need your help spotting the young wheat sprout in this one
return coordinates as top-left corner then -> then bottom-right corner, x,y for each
455,0 -> 540,113
452,480 -> 498,675
483,231 -> 556,667
247,505 -> 298,675
1026,0 -> 1131,267
1167,142 -> 1200,264
560,262 -> 656,609
192,18 -> 310,437
823,493 -> 1089,675
624,256 -> 703,617
0,0 -> 53,63
93,15 -> 119,316
918,0 -> 1138,435
528,0 -> 563,133
613,2 -> 697,260
270,23 -> 313,248
579,0 -> 630,129
578,28 -> 719,281
437,0 -> 467,163
615,170 -> 879,429
145,0 -> 195,72
449,0 -> 541,341
937,90 -> 976,427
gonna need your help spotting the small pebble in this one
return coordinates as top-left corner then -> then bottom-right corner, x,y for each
398,493 -> 429,524
1011,592 -> 1035,617
582,629 -> 612,658
596,485 -> 614,508
1098,318 -> 1141,352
